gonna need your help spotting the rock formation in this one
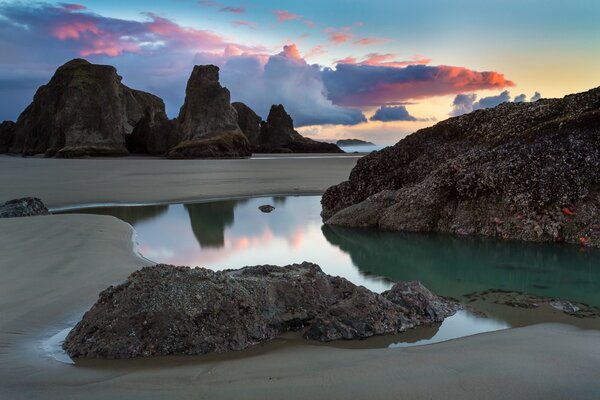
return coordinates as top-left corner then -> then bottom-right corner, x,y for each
234,103 -> 344,153
9,59 -> 166,157
0,121 -> 15,153
0,197 -> 50,218
232,102 -> 262,144
167,65 -> 250,159
63,262 -> 458,359
322,87 -> 600,247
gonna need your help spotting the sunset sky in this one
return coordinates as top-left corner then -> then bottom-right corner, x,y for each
1,0 -> 599,144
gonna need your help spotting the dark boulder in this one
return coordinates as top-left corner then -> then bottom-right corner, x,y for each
63,262 -> 458,359
0,197 -> 50,218
322,86 -> 600,247
9,59 -> 166,157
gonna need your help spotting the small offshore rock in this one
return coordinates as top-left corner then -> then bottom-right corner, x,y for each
63,262 -> 459,359
259,204 -> 275,213
0,197 -> 50,218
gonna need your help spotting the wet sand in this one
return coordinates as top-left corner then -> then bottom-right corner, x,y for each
0,154 -> 360,209
1,156 -> 600,399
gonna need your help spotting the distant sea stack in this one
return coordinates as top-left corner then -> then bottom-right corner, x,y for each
7,59 -> 165,157
322,87 -> 600,247
234,103 -> 344,153
336,139 -> 375,146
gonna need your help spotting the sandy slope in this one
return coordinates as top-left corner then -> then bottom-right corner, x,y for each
0,154 -> 360,209
1,214 -> 599,400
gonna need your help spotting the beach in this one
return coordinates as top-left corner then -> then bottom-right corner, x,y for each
1,154 -> 600,399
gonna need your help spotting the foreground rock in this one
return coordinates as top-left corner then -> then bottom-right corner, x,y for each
63,262 -> 458,359
235,103 -> 344,153
322,87 -> 600,247
0,197 -> 50,218
166,65 -> 250,159
8,59 -> 165,157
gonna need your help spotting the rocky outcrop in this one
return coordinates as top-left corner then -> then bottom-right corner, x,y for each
63,262 -> 458,359
168,65 -> 250,159
234,103 -> 344,153
9,59 -> 166,157
232,102 -> 262,144
0,121 -> 15,153
322,87 -> 600,247
0,197 -> 50,218
125,112 -> 179,155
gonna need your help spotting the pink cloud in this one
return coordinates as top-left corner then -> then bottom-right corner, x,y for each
304,45 -> 326,59
220,6 -> 245,13
329,31 -> 353,44
280,44 -> 303,60
52,20 -> 99,39
335,53 -> 431,68
323,63 -> 515,107
354,37 -> 388,45
232,20 -> 256,29
273,10 -> 301,23
59,3 -> 87,11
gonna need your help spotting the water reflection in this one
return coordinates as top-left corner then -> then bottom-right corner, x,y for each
322,225 -> 600,306
65,196 -> 600,308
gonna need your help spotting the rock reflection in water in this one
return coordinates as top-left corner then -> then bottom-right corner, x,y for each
322,224 -> 600,307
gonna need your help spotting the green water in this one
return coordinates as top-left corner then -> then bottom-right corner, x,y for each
64,195 -> 600,307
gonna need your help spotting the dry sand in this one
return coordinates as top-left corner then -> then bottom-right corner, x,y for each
1,155 -> 600,399
0,154 -> 360,209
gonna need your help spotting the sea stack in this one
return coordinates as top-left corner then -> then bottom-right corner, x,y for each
234,103 -> 344,153
166,65 -> 251,159
322,87 -> 600,247
9,59 -> 166,157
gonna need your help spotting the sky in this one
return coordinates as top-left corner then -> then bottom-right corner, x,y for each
0,0 -> 599,144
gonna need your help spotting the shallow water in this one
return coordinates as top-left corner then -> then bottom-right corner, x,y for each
66,195 -> 600,307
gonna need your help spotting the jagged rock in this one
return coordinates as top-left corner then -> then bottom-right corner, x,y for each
0,120 -> 15,153
258,204 -> 275,213
0,197 -> 50,218
9,59 -> 165,157
170,65 -> 250,159
63,262 -> 458,359
252,104 -> 344,153
232,102 -> 262,144
322,86 -> 600,247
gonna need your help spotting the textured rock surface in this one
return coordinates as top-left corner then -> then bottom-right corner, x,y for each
0,121 -> 15,153
322,87 -> 600,247
63,262 -> 458,359
232,102 -> 262,144
171,65 -> 250,158
252,105 -> 344,153
9,59 -> 165,157
0,197 -> 50,218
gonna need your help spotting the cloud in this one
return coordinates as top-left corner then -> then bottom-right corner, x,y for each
336,53 -> 431,68
531,91 -> 542,102
322,63 -> 514,107
273,10 -> 301,23
58,3 -> 86,11
219,44 -> 367,126
232,20 -> 256,29
450,90 -> 542,116
328,31 -> 353,44
354,37 -> 388,45
370,105 -> 425,122
198,1 -> 245,13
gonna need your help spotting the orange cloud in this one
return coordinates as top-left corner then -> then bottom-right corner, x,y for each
354,37 -> 388,45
